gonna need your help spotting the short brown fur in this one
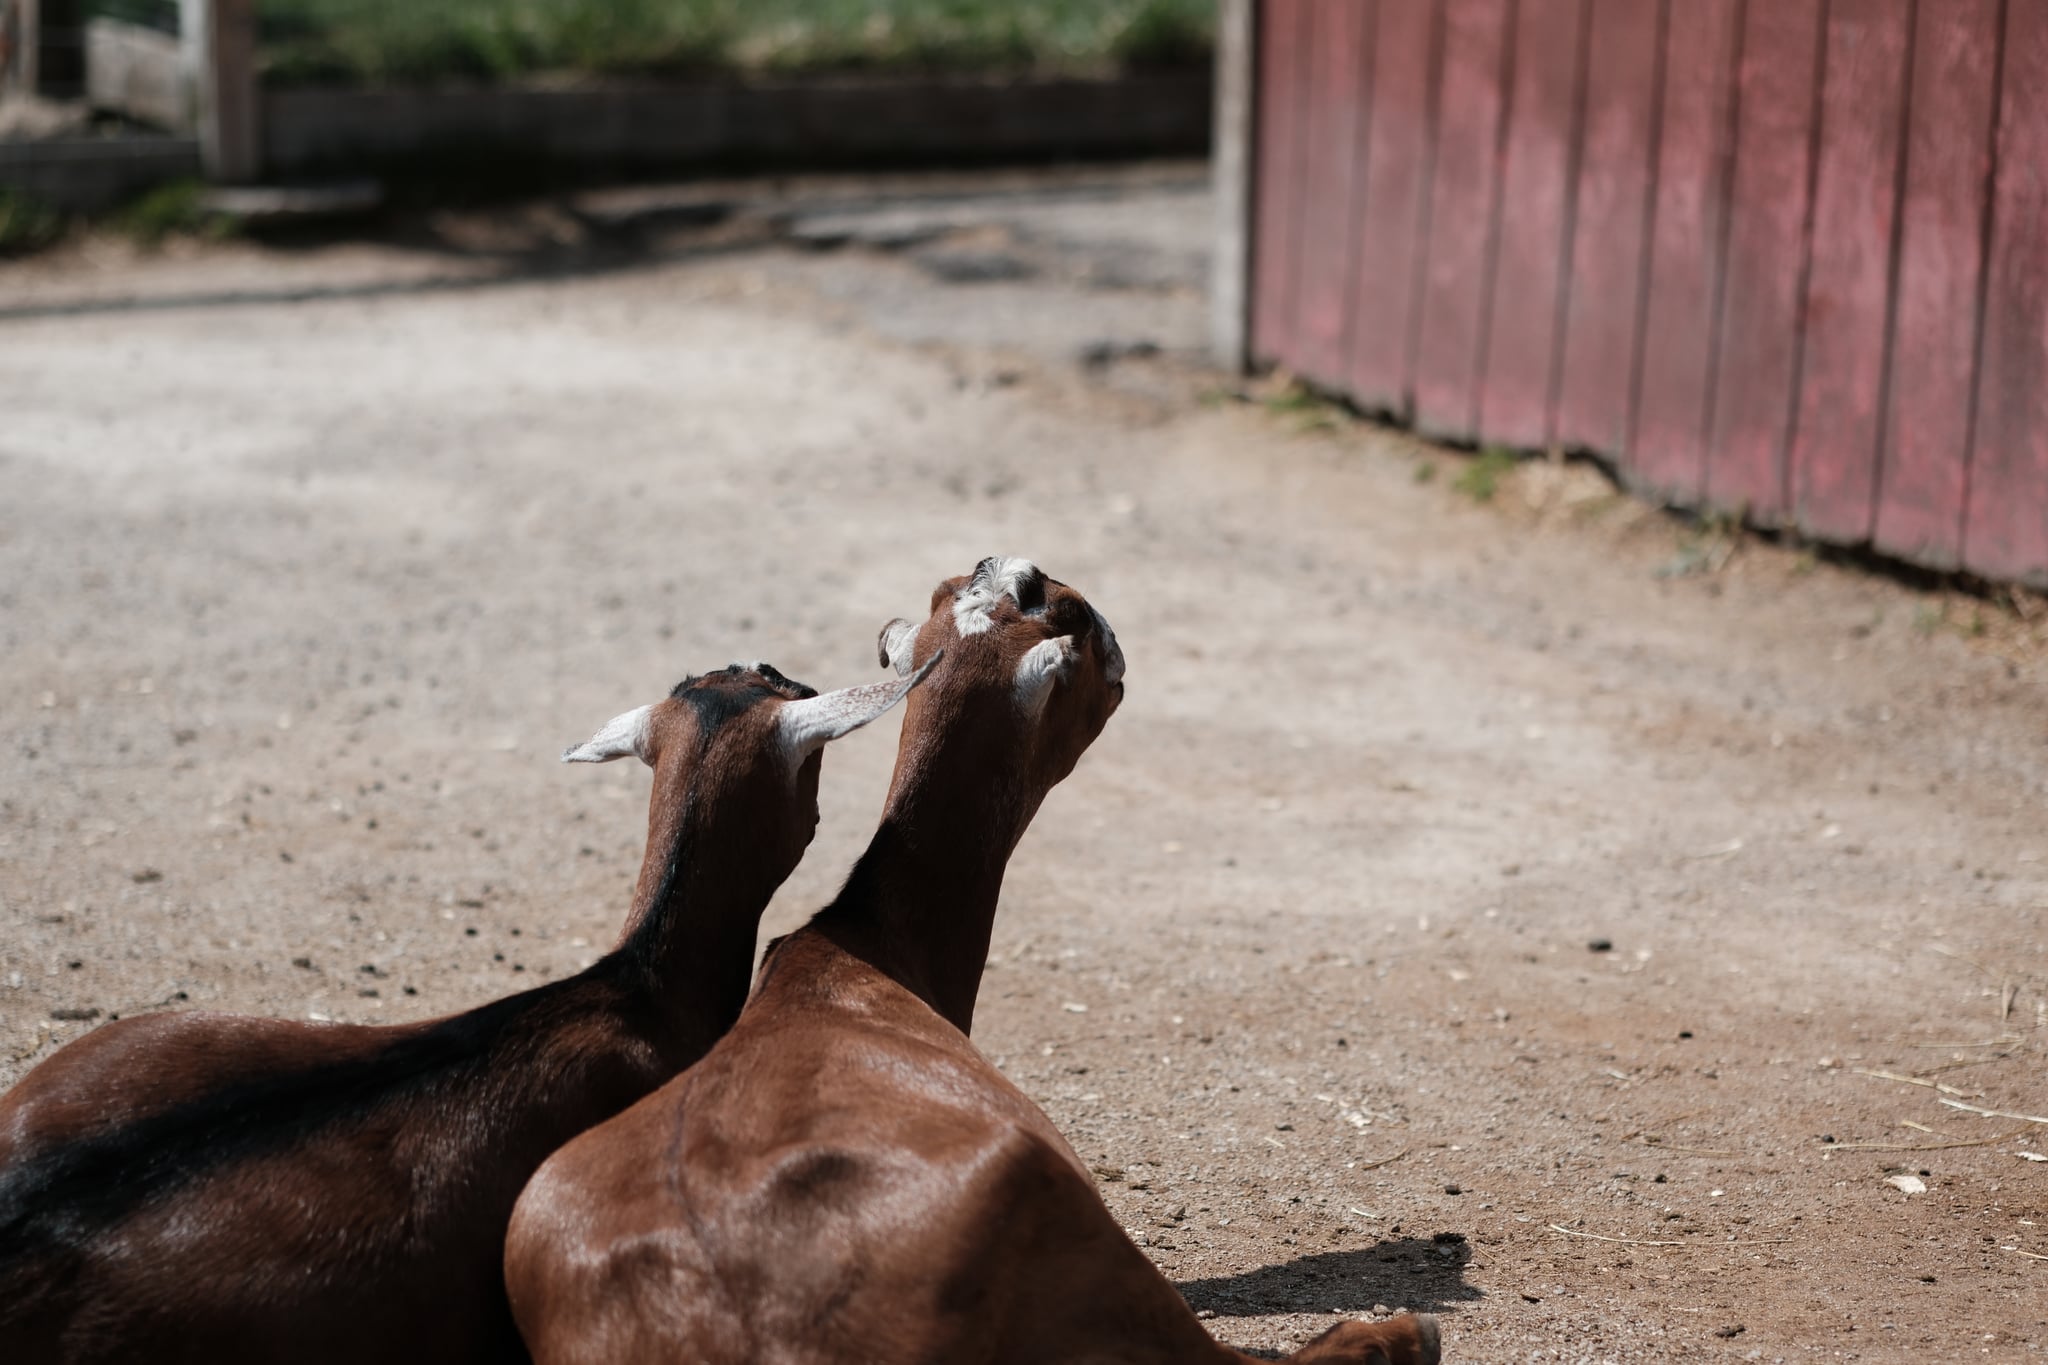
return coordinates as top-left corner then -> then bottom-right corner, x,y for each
507,562 -> 1437,1365
0,666 -> 864,1365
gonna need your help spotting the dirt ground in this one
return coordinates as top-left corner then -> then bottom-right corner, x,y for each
3,165 -> 2045,1362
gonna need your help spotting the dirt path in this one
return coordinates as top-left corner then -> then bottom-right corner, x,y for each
2,169 -> 2044,1362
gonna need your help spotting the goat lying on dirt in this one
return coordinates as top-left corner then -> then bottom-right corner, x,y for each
506,559 -> 1438,1365
0,662 -> 928,1365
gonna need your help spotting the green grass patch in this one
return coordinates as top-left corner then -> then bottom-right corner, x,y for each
0,189 -> 65,255
250,0 -> 1214,88
114,181 -> 240,244
1259,379 -> 1348,435
1454,446 -> 1519,503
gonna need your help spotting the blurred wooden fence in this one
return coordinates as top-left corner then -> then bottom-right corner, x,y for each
1215,0 -> 2048,588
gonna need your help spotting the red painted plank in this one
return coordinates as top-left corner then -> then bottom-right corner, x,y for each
1412,0 -> 1513,442
1477,0 -> 1588,449
1555,0 -> 1663,459
1872,0 -> 2000,571
1343,0 -> 1442,416
1250,0 -> 1313,366
1631,0 -> 1743,503
1290,0 -> 1377,388
1704,0 -> 1826,524
1789,0 -> 1913,544
1965,5 -> 2048,587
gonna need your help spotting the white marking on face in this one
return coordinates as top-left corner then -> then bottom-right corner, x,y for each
952,556 -> 1041,636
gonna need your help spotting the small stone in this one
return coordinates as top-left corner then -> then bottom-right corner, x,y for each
1373,1303 -> 1393,1316
1714,1325 -> 1746,1339
1444,1184 -> 1462,1196
1587,938 -> 1613,953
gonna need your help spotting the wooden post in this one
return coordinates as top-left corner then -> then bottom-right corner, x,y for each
1211,0 -> 1257,371
11,0 -> 42,96
180,0 -> 259,180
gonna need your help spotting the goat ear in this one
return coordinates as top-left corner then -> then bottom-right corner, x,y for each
1014,635 -> 1078,712
779,651 -> 941,762
876,618 -> 919,676
562,704 -> 655,766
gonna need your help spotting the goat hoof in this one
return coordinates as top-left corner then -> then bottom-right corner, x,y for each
1290,1312 -> 1441,1364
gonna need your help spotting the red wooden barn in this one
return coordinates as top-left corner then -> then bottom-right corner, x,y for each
1211,0 -> 2048,589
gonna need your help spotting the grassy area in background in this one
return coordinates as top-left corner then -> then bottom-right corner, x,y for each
113,181 -> 241,244
84,0 -> 180,31
0,189 -> 64,255
239,0 -> 1212,88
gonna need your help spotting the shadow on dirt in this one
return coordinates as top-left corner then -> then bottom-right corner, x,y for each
0,168 -> 1209,325
1176,1236 -> 1484,1319
0,200 -> 768,323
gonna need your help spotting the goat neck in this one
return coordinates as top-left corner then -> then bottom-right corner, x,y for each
815,556 -> 1125,1034
817,694 -> 1034,1033
581,660 -> 936,1053
604,757 -> 791,1048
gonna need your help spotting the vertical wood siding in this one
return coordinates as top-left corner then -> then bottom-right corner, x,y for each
1620,0 -> 1742,505
1290,0 -> 1375,388
1342,0 -> 1440,417
1247,0 -> 2048,587
1554,0 -> 1663,460
1790,0 -> 1913,544
1874,0 -> 2000,570
1965,2 -> 2048,583
1478,0 -> 1589,450
1411,0 -> 1513,441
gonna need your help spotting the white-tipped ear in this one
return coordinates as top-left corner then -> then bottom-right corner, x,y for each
562,704 -> 655,766
1014,635 -> 1078,712
779,652 -> 941,763
877,618 -> 919,676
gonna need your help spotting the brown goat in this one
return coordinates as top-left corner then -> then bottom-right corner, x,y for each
0,662 -> 928,1365
506,559 -> 1439,1365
